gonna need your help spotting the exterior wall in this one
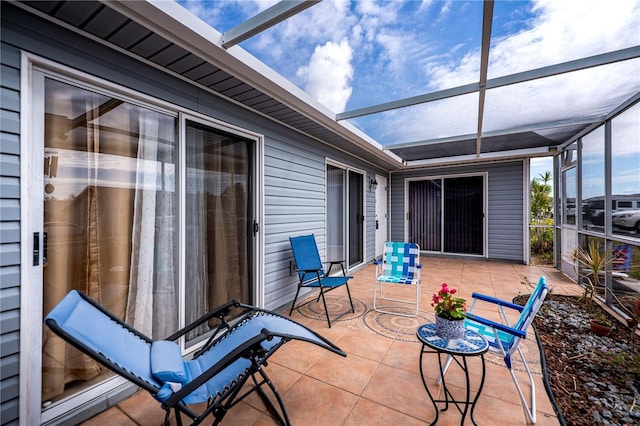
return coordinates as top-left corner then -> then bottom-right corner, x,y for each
0,40 -> 22,426
390,161 -> 525,262
0,4 -> 382,424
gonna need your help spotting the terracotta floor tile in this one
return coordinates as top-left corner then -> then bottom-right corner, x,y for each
281,376 -> 359,425
335,328 -> 393,362
116,390 -> 167,425
306,351 -> 378,394
344,398 -> 426,426
361,364 -> 434,422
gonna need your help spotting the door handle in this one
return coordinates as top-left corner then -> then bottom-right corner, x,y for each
33,232 -> 40,266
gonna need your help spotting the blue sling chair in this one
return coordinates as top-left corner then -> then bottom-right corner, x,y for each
288,234 -> 354,327
438,276 -> 548,423
45,290 -> 346,426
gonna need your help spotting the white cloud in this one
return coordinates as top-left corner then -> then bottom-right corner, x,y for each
296,39 -> 354,113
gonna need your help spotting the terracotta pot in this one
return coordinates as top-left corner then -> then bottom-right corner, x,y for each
589,319 -> 612,337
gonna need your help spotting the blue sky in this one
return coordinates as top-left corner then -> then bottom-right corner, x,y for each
177,0 -> 639,149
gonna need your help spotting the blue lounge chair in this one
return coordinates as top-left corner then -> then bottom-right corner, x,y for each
373,242 -> 422,317
288,234 -> 354,327
441,276 -> 548,423
45,290 -> 346,426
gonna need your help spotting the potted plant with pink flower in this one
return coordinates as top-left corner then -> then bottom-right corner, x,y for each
431,283 -> 467,339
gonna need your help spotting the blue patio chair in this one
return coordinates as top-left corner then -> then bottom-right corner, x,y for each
45,290 -> 346,426
373,242 -> 422,317
440,276 -> 548,423
288,234 -> 354,327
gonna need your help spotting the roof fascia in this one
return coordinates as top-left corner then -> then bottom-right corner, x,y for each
103,0 -> 402,167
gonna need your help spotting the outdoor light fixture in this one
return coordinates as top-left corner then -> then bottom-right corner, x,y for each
369,178 -> 378,191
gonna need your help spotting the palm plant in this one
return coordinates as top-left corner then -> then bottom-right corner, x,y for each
571,241 -> 614,306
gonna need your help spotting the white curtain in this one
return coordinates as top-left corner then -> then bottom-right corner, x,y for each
126,110 -> 177,339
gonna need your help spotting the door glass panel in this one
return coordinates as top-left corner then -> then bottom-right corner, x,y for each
184,121 -> 252,344
409,180 -> 442,251
327,165 -> 345,262
42,78 -> 177,404
348,171 -> 363,267
443,176 -> 483,255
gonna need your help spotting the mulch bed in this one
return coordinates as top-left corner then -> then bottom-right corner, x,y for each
525,294 -> 640,425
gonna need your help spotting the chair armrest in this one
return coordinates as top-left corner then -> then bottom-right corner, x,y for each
465,313 -> 527,339
164,300 -> 242,341
373,260 -> 382,265
417,264 -> 422,269
471,292 -> 524,312
325,260 -> 345,265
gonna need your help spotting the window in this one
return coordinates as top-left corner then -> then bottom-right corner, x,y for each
612,103 -> 640,239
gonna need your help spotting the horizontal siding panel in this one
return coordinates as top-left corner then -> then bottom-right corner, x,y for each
0,287 -> 19,311
0,376 -> 19,405
0,266 -> 19,289
0,110 -> 19,135
0,199 -> 19,221
0,42 -> 21,68
0,243 -> 20,267
0,88 -> 19,113
0,65 -> 19,91
0,222 -> 19,244
266,204 -> 324,215
0,331 -> 19,358
0,310 -> 18,334
0,354 -> 18,384
266,214 -> 324,225
0,133 -> 20,155
0,177 -> 19,199
265,194 -> 325,206
0,396 -> 18,425
0,154 -> 19,177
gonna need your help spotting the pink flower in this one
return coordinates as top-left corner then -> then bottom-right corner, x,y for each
432,283 -> 466,320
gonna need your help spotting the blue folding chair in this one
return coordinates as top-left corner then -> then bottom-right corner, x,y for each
373,242 -> 422,317
288,234 -> 354,327
441,276 -> 548,423
45,290 -> 346,426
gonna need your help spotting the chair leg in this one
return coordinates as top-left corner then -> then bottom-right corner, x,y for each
253,369 -> 291,426
510,347 -> 537,423
373,281 -> 419,317
345,283 -> 355,314
288,286 -> 302,316
318,287 -> 332,328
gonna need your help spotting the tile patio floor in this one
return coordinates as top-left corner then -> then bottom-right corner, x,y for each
81,258 -> 583,426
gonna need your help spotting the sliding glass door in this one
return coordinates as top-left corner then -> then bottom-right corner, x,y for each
408,175 -> 485,255
31,70 -> 258,422
327,164 -> 364,269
